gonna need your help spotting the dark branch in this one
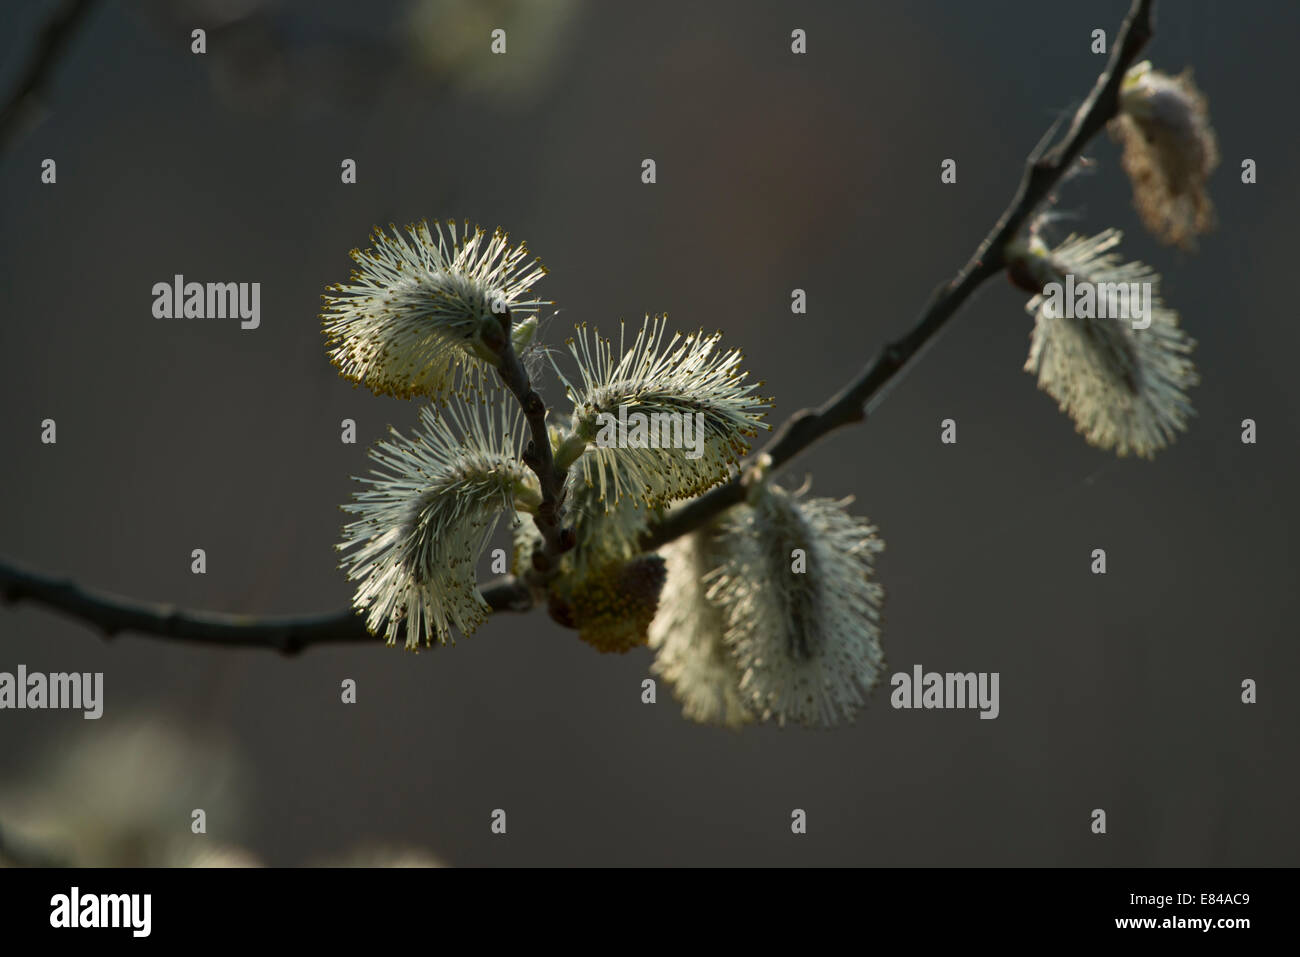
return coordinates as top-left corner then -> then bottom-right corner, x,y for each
0,557 -> 531,655
642,0 -> 1154,552
482,310 -> 573,583
0,0 -> 100,154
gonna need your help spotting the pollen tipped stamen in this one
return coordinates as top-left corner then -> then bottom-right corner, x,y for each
338,391 -> 537,648
321,219 -> 551,401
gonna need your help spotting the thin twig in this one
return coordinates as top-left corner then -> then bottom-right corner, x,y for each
0,557 -> 531,655
0,0 -> 100,154
642,0 -> 1154,552
482,309 -> 573,582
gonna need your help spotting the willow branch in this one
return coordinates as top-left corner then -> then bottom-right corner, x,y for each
0,557 -> 531,655
642,0 -> 1154,552
482,310 -> 573,584
0,0 -> 100,154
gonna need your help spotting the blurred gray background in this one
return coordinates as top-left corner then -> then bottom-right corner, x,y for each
1,0 -> 1296,866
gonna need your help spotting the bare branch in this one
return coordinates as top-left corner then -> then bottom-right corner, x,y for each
0,0 -> 100,154
481,310 -> 574,584
642,0 -> 1154,552
0,557 -> 531,655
